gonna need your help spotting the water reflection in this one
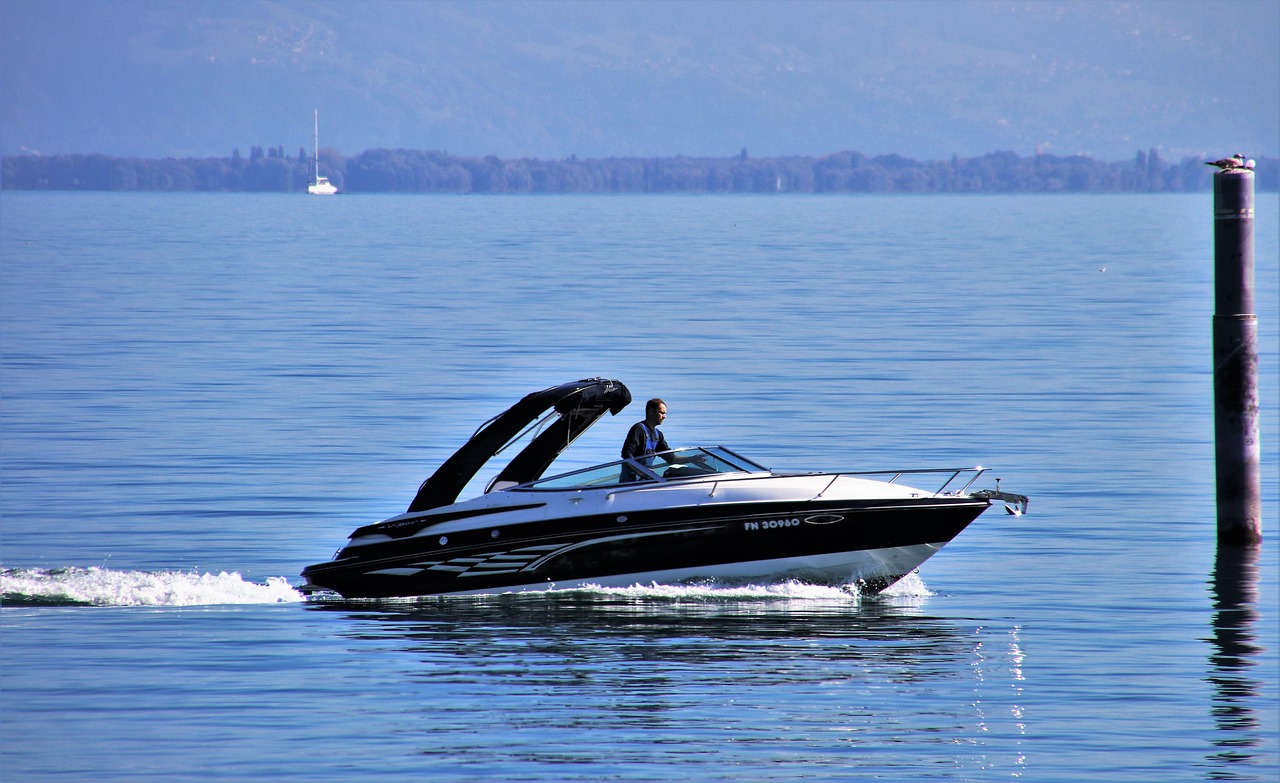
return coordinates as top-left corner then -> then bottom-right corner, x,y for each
1206,544 -> 1265,780
303,588 -> 1032,778
305,587 -> 977,685
310,587 -> 962,650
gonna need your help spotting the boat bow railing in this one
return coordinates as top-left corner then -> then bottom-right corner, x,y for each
814,466 -> 1029,514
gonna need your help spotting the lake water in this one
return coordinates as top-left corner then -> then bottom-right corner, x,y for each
1,191 -> 1276,781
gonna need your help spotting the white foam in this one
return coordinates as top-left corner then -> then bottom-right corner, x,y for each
575,579 -> 863,602
312,575 -> 934,606
572,573 -> 936,604
880,570 -> 934,598
1,567 -> 303,607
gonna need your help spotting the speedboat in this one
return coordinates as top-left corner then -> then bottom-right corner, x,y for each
300,378 -> 1028,598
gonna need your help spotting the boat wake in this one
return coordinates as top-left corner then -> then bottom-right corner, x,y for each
305,571 -> 935,606
2,567 -> 932,608
0,567 -> 303,607
880,570 -> 934,597
561,572 -> 934,602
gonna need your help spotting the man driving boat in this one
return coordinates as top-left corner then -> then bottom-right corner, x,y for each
620,398 -> 707,480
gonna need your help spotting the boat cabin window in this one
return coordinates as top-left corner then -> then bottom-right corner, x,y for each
512,447 -> 765,491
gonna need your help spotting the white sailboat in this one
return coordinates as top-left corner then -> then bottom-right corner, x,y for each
307,110 -> 338,195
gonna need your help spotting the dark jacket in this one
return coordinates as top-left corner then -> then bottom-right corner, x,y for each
621,421 -> 670,461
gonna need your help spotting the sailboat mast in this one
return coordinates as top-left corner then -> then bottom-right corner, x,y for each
313,109 -> 320,180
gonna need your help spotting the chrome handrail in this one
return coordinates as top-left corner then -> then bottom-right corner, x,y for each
825,466 -> 988,496
515,447 -> 1013,503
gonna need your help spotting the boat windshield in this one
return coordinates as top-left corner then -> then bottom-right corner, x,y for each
514,447 -> 767,491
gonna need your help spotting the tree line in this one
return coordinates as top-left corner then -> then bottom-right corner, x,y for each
3,147 -> 1275,193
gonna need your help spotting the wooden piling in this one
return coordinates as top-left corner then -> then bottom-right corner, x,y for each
1213,168 -> 1262,545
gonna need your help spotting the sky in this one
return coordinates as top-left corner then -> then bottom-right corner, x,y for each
1,0 -> 1277,161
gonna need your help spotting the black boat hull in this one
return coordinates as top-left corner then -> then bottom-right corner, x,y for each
301,496 -> 990,598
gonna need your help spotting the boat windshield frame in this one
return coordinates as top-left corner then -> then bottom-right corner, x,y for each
508,446 -> 769,491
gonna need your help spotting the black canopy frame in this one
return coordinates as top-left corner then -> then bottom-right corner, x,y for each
406,378 -> 632,513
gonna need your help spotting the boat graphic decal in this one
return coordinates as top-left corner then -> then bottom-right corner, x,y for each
392,544 -> 573,578
366,567 -> 427,577
520,526 -> 720,572
380,528 -> 719,580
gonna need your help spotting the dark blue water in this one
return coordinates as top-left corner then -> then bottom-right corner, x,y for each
2,192 -> 1276,781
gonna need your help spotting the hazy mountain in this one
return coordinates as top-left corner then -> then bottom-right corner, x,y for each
2,0 -> 1276,162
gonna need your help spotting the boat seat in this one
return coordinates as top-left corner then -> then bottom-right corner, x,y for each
485,479 -> 519,493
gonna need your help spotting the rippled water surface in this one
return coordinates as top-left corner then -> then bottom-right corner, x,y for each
2,192 -> 1277,781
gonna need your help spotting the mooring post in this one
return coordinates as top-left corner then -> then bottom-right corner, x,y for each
1213,167 -> 1262,545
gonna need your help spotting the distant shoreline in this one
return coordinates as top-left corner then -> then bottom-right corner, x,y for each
3,149 -> 1276,193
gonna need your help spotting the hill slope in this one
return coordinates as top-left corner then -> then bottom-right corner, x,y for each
2,0 -> 1276,160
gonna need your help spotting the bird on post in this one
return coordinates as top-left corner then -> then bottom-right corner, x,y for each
1205,154 -> 1247,170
